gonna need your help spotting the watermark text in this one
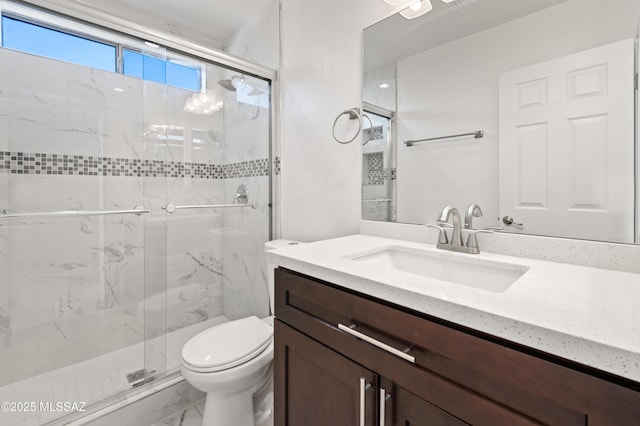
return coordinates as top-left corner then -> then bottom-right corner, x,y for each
1,401 -> 87,413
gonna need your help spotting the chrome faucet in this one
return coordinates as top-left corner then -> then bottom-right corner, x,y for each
427,205 -> 500,254
464,204 -> 483,229
437,205 -> 464,247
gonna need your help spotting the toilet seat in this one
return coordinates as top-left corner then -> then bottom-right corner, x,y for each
182,316 -> 273,373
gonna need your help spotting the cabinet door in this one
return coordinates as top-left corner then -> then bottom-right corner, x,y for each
274,320 -> 377,426
380,378 -> 469,426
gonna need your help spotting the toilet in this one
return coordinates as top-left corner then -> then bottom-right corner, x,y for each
180,239 -> 299,426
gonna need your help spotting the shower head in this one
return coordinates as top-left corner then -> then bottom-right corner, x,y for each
217,78 -> 237,92
217,75 -> 246,92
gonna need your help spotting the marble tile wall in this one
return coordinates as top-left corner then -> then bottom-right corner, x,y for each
220,74 -> 272,320
221,175 -> 271,320
0,47 -> 272,397
362,187 -> 390,222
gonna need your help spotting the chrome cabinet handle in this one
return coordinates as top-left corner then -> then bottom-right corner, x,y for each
339,324 -> 416,363
502,215 -> 523,226
359,377 -> 371,426
379,387 -> 391,426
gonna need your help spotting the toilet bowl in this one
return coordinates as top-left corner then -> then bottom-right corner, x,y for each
181,316 -> 274,426
180,240 -> 300,426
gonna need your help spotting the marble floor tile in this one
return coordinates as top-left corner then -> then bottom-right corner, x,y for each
152,391 -> 274,426
0,317 -> 228,426
151,392 -> 273,426
151,400 -> 204,426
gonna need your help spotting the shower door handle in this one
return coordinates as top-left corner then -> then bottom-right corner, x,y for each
163,185 -> 257,212
163,202 -> 257,213
0,206 -> 150,220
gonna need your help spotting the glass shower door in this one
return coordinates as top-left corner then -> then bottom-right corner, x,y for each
152,60 -> 273,378
0,45 -> 150,425
0,7 -> 273,425
0,36 -> 273,426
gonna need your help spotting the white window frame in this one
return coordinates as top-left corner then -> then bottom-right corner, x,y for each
0,0 -> 207,92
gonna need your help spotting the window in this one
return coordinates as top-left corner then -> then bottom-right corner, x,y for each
1,15 -> 116,72
0,13 -> 202,92
123,49 -> 201,92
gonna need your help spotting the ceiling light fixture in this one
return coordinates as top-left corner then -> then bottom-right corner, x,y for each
384,0 -> 457,20
399,0 -> 433,19
184,90 -> 223,115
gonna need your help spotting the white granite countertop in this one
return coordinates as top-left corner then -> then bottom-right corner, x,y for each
267,234 -> 640,382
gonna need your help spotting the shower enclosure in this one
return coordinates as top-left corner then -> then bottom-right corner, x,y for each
362,107 -> 395,222
0,7 -> 272,425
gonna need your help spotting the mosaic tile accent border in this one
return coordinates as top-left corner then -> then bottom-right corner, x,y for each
221,158 -> 270,179
274,157 -> 281,175
365,152 -> 385,185
0,151 -> 271,179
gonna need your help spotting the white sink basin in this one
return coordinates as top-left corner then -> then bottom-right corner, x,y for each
350,246 -> 529,292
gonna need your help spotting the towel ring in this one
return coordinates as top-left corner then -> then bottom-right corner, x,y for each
332,107 -> 371,144
361,113 -> 374,146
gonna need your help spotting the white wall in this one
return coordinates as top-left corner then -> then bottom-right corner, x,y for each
279,0 -> 396,242
395,0 -> 639,227
223,0 -> 280,70
21,0 -> 224,50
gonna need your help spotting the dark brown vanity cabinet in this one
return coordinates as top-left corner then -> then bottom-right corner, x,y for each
273,267 -> 640,426
275,321 -> 377,426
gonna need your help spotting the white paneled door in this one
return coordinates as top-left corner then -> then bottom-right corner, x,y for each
499,39 -> 635,243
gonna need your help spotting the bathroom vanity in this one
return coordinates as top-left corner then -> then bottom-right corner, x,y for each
270,235 -> 640,425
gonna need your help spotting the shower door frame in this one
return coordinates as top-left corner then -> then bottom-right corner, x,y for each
1,0 -> 279,423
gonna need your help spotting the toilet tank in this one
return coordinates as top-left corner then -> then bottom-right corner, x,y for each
265,240 -> 301,314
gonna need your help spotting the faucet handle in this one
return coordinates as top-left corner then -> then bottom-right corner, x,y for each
465,228 -> 498,251
426,224 -> 449,245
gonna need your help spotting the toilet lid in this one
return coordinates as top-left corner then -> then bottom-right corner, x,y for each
182,316 -> 273,372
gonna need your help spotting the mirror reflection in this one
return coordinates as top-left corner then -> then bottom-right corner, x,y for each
362,0 -> 640,244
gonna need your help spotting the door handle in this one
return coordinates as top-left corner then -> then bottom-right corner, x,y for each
502,215 -> 523,226
339,323 -> 416,363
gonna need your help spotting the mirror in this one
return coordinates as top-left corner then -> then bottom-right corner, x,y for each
362,0 -> 640,244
